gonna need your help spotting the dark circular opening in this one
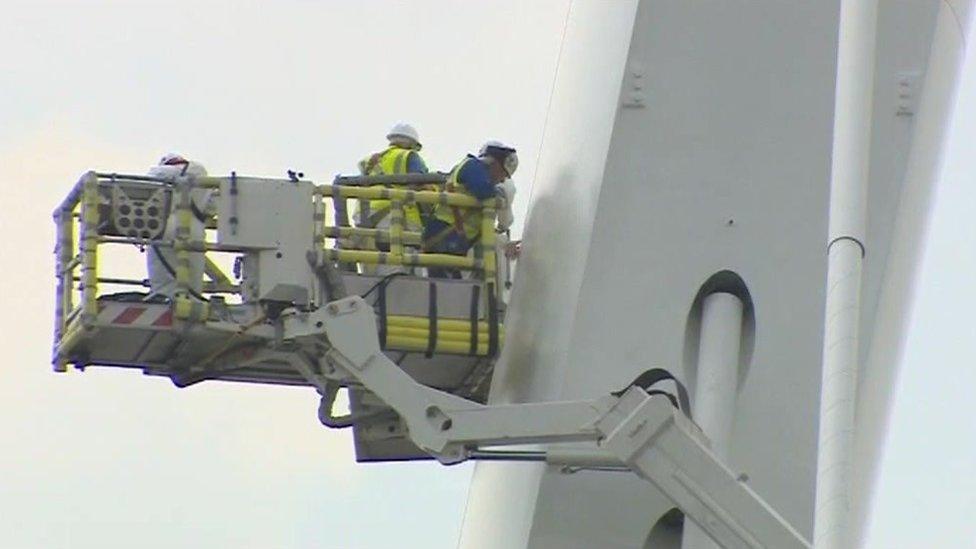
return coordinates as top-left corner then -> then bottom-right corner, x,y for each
118,217 -> 131,227
134,218 -> 145,229
135,208 -> 144,217
147,206 -> 159,217
119,205 -> 131,215
148,219 -> 159,230
643,508 -> 684,548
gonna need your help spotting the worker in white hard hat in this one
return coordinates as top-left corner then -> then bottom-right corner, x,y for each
144,153 -> 212,302
355,122 -> 431,275
423,140 -> 518,278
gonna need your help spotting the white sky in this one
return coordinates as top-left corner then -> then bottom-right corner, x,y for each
0,2 -> 973,548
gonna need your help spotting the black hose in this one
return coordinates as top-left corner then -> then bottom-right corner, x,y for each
360,272 -> 409,300
612,368 -> 692,419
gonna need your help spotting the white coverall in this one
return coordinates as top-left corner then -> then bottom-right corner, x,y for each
495,178 -> 516,232
145,161 -> 212,301
460,179 -> 517,281
493,179 -> 517,287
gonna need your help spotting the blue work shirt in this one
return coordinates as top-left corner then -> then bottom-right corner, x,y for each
405,151 -> 428,174
453,155 -> 496,200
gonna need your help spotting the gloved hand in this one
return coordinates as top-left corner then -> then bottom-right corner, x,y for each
504,240 -> 522,260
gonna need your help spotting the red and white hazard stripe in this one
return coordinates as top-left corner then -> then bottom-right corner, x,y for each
97,303 -> 173,327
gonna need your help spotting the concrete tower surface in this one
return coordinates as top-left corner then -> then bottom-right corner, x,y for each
459,1 -> 973,547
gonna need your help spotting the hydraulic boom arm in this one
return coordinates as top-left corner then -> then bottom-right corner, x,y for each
284,296 -> 811,549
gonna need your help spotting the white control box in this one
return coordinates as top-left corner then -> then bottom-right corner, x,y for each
217,177 -> 315,305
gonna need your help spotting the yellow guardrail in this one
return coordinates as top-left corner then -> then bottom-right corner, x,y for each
318,184 -> 501,208
80,173 -> 100,323
325,226 -> 423,246
51,172 -> 223,369
52,172 -> 507,368
322,175 -> 504,357
171,178 -> 211,322
51,172 -> 109,370
318,180 -> 501,282
52,174 -> 84,371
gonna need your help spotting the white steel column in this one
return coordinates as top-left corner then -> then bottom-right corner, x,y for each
814,0 -> 876,547
682,292 -> 743,549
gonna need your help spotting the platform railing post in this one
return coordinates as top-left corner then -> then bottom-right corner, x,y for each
172,177 -> 207,321
479,205 -> 497,283
53,191 -> 78,371
389,199 -> 405,268
79,172 -> 100,324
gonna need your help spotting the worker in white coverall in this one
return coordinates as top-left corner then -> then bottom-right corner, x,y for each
145,153 -> 212,302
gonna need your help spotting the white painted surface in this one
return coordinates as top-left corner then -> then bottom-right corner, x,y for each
690,293 -> 743,461
682,292 -> 742,549
460,1 -> 972,547
813,1 -> 877,546
814,240 -> 865,549
467,1 -> 839,546
852,1 -> 973,546
458,3 -> 640,546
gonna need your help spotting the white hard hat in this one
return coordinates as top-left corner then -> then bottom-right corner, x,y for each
479,140 -> 518,177
387,122 -> 421,148
159,152 -> 188,166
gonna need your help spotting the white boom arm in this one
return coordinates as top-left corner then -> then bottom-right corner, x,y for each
281,296 -> 810,549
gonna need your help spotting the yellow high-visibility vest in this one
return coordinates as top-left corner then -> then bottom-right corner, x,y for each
432,157 -> 484,242
357,146 -> 426,228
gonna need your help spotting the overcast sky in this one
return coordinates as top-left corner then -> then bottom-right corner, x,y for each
1,2 -> 974,548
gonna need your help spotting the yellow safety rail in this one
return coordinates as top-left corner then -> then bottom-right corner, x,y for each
320,177 -> 506,357
52,171 -> 507,369
171,178 -> 210,322
317,183 -> 502,283
51,172 -> 227,370
52,173 -> 87,371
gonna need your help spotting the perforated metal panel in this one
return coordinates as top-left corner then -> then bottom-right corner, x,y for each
101,182 -> 170,240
